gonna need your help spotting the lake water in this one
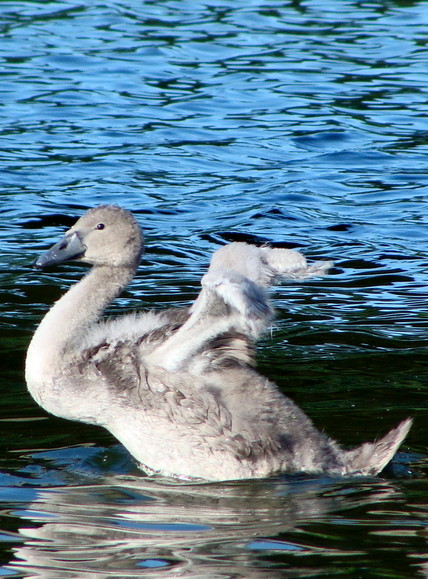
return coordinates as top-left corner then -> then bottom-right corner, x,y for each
0,0 -> 427,576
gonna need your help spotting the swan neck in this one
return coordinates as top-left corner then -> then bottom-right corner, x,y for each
29,264 -> 135,358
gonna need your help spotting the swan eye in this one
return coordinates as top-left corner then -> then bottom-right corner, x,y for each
96,223 -> 105,230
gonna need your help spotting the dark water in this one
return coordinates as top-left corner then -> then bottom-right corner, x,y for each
1,1 -> 427,576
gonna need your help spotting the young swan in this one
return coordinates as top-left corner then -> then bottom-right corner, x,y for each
25,205 -> 412,481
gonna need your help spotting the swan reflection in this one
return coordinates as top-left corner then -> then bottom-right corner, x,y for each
7,457 -> 409,578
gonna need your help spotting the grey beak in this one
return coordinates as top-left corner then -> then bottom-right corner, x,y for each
33,232 -> 86,268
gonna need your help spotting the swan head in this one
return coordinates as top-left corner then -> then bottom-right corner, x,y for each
34,205 -> 144,269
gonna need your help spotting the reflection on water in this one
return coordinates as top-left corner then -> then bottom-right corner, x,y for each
5,467 -> 423,578
0,0 -> 427,576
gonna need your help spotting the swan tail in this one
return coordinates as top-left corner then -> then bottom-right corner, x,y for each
343,417 -> 413,476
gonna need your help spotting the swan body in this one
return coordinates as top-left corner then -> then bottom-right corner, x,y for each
25,205 -> 412,481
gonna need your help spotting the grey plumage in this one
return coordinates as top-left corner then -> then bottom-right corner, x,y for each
25,205 -> 412,481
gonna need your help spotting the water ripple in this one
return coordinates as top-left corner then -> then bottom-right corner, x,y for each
0,1 -> 427,577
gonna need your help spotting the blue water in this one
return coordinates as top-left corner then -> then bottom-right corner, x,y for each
0,1 -> 427,577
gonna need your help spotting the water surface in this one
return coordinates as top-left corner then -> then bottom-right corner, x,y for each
0,1 -> 427,577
